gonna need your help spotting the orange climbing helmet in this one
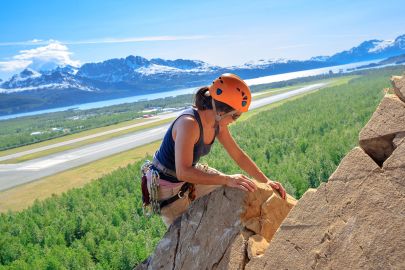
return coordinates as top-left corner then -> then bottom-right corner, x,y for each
208,73 -> 251,112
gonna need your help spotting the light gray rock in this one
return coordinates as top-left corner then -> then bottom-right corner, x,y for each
135,187 -> 247,270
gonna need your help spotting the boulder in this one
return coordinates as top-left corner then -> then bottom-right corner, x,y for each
135,183 -> 296,270
359,94 -> 405,165
391,74 -> 405,102
247,234 -> 269,259
245,141 -> 405,270
241,182 -> 296,241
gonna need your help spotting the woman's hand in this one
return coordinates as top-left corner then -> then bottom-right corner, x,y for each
225,174 -> 257,192
267,180 -> 286,200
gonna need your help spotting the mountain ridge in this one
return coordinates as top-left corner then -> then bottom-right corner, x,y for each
1,34 -> 404,115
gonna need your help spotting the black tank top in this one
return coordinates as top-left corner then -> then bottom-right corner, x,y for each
154,108 -> 219,183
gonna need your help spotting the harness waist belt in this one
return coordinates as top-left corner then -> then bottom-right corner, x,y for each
152,156 -> 177,178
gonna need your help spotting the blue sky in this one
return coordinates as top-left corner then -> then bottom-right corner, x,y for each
0,0 -> 404,80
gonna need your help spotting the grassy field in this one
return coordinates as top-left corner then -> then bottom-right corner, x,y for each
0,141 -> 161,213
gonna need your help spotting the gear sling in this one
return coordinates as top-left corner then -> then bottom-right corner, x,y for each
140,158 -> 195,216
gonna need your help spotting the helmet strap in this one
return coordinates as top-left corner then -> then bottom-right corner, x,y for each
211,99 -> 237,128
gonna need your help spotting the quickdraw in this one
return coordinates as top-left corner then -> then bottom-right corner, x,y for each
140,160 -> 161,216
150,168 -> 161,214
140,159 -> 197,217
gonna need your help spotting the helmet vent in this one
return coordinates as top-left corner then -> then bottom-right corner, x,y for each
236,87 -> 241,92
216,88 -> 223,95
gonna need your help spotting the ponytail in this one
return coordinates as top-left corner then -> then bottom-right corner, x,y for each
193,87 -> 213,110
193,86 -> 235,113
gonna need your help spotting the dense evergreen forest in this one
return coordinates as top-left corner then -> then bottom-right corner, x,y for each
0,66 -> 403,269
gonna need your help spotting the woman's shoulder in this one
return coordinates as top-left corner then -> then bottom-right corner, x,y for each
173,113 -> 199,134
174,114 -> 199,130
172,115 -> 200,143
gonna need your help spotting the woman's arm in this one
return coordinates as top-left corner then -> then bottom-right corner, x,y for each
217,125 -> 286,199
173,116 -> 257,192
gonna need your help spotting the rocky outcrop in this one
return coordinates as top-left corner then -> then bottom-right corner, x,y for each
359,94 -> 405,165
246,74 -> 405,270
135,183 -> 296,270
134,74 -> 405,270
392,74 -> 405,102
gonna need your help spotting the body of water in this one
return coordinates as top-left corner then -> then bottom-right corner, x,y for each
0,59 -> 386,121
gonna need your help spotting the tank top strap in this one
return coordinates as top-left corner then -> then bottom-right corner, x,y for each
175,108 -> 203,145
189,109 -> 204,146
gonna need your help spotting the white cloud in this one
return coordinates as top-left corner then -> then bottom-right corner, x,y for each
0,41 -> 80,73
0,60 -> 32,72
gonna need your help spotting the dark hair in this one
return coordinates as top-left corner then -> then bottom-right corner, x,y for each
193,86 -> 234,113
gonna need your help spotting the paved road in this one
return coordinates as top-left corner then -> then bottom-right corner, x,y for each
0,82 -> 327,191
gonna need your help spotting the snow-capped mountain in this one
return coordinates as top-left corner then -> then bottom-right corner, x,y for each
5,68 -> 41,86
76,55 -> 219,81
0,56 -> 221,94
325,34 -> 405,64
0,67 -> 94,93
1,34 -> 404,115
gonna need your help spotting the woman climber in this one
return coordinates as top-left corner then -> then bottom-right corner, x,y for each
141,73 -> 286,227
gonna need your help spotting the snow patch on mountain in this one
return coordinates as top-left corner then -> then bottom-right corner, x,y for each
136,64 -> 186,75
0,81 -> 96,93
310,56 -> 330,62
231,58 -> 290,69
135,62 -> 215,75
10,68 -> 42,82
369,39 -> 395,53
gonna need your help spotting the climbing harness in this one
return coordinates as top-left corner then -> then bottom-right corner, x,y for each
140,158 -> 196,217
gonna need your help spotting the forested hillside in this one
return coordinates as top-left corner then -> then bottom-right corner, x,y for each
0,66 -> 403,269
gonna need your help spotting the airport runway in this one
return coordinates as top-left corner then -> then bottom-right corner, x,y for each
0,112 -> 179,162
0,82 -> 327,191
